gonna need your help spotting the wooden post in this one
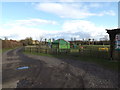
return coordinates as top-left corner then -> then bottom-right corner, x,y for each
109,33 -> 116,60
30,47 -> 31,53
36,47 -> 38,53
79,49 -> 80,53
39,47 -> 41,53
24,46 -> 26,52
46,48 -> 47,54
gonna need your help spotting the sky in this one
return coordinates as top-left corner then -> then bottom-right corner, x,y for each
0,1 -> 118,41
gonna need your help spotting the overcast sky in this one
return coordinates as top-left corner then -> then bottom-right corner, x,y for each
1,1 -> 118,41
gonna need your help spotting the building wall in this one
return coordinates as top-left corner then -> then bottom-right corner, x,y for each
52,39 -> 70,49
59,43 -> 70,49
52,44 -> 59,48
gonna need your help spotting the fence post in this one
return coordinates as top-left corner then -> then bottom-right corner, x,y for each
38,47 -> 39,53
29,47 -> 31,52
79,49 -> 80,53
36,47 -> 37,53
90,49 -> 91,57
46,48 -> 47,54
30,47 -> 32,53
37,47 -> 38,53
24,46 -> 26,52
56,48 -> 58,54
39,47 -> 41,53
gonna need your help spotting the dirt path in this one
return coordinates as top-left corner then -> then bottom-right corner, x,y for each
2,47 -> 119,88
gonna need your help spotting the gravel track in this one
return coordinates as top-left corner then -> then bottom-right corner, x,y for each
2,47 -> 119,88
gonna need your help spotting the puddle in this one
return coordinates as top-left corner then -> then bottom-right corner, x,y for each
17,66 -> 29,70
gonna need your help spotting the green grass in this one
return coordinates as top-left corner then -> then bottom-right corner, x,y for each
67,54 -> 119,71
1,46 -> 21,53
83,45 -> 110,47
2,48 -> 12,53
0,49 -> 2,53
23,51 -> 54,57
82,45 -> 110,50
0,48 -> 12,54
23,50 -> 119,72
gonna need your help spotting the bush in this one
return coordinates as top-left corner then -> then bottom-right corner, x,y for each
2,40 -> 22,48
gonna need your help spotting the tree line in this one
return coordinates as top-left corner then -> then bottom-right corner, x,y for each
2,37 -> 22,48
1,36 -> 110,49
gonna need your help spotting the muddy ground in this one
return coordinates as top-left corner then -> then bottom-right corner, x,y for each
2,47 -> 119,88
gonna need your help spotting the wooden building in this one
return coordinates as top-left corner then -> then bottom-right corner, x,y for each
52,39 -> 70,49
106,28 -> 120,60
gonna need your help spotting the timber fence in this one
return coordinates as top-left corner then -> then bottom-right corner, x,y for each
24,46 -> 110,59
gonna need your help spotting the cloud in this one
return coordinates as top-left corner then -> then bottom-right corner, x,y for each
1,18 -> 58,40
5,18 -> 58,27
45,20 -> 109,40
0,20 -> 110,40
98,10 -> 116,16
34,3 -> 116,19
0,26 -> 47,40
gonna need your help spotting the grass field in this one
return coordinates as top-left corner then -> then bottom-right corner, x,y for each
1,47 -> 21,53
2,48 -> 12,53
0,49 -> 2,53
82,45 -> 110,49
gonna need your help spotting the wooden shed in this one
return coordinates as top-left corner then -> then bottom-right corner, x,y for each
52,39 -> 70,49
106,28 -> 120,60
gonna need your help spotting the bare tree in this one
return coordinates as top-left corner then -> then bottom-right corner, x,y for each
4,37 -> 8,40
24,37 -> 33,45
88,38 -> 91,45
92,39 -> 95,45
39,35 -> 44,48
45,38 -> 47,45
